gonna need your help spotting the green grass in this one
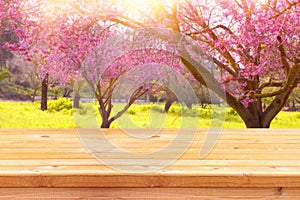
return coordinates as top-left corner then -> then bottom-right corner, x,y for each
0,101 -> 299,128
0,101 -> 75,128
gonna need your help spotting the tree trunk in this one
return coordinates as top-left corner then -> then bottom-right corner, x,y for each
73,92 -> 81,108
180,51 -> 299,128
225,94 -> 270,128
40,73 -> 48,111
99,106 -> 112,128
100,118 -> 111,128
164,88 -> 177,113
231,89 -> 293,128
100,112 -> 113,128
32,87 -> 38,102
63,88 -> 72,97
164,100 -> 173,113
243,115 -> 271,128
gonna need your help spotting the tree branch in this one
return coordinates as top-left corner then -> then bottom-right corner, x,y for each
212,57 -> 237,77
262,58 -> 300,125
277,36 -> 290,74
253,86 -> 292,98
270,0 -> 300,18
258,79 -> 285,90
109,86 -> 148,122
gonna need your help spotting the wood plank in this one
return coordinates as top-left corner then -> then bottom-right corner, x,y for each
1,187 -> 300,200
2,147 -> 300,154
2,174 -> 300,188
1,153 -> 300,160
1,159 -> 300,167
0,129 -> 300,188
1,141 -> 300,149
0,128 -> 299,138
1,165 -> 300,175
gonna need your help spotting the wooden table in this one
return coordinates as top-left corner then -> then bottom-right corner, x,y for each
0,128 -> 300,199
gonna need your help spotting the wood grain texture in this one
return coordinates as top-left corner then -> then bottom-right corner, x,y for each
0,129 -> 300,199
0,188 -> 300,199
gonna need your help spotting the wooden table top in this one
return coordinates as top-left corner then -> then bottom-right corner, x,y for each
0,128 -> 300,188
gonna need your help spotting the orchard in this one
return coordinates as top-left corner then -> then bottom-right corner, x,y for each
0,0 -> 299,128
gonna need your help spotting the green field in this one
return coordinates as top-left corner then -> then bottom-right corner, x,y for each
0,99 -> 299,128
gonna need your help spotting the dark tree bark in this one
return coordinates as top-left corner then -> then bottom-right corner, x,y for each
73,92 -> 81,108
63,88 -> 72,97
97,85 -> 148,128
99,105 -> 113,128
164,88 -> 177,113
100,117 -> 111,128
32,87 -> 38,102
0,49 -> 14,69
40,73 -> 48,111
164,100 -> 174,113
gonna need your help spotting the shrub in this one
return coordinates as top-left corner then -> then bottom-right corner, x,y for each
138,105 -> 150,112
169,104 -> 182,115
199,109 -> 212,119
128,109 -> 136,115
227,108 -> 238,116
48,98 -> 72,112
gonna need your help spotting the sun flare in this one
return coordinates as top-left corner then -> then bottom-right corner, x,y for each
123,0 -> 179,10
124,0 -> 153,6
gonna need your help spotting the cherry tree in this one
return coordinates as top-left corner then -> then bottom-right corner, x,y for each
1,0 -> 49,109
0,0 -> 113,110
182,0 -> 300,127
1,0 -> 195,128
2,0 -> 299,128
1,0 -> 56,109
115,0 -> 300,128
82,30 -> 192,128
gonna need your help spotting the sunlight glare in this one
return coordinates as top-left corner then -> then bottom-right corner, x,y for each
123,0 -> 179,11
